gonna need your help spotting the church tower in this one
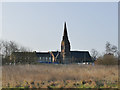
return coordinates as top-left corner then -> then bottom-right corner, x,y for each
61,22 -> 71,63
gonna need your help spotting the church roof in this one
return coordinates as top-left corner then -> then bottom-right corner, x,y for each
36,51 -> 91,60
36,51 -> 60,58
36,52 -> 50,57
70,51 -> 91,58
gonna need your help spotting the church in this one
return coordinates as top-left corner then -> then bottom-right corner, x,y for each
10,22 -> 93,64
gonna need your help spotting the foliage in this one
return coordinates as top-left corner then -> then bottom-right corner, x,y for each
94,54 -> 118,65
92,42 -> 118,65
105,41 -> 117,55
0,40 -> 31,58
91,49 -> 99,61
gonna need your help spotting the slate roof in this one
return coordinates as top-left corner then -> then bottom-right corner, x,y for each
36,52 -> 50,57
10,51 -> 92,62
36,51 -> 60,58
70,51 -> 91,58
35,51 -> 92,61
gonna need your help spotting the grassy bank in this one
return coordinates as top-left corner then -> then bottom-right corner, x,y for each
2,64 -> 118,88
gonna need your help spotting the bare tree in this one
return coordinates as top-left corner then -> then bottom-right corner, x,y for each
106,42 -> 112,54
0,40 -> 32,58
2,41 -> 9,57
19,46 -> 29,52
105,41 -> 118,55
91,49 -> 99,61
9,41 -> 19,53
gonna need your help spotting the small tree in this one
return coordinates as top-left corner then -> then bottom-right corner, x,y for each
95,42 -> 118,65
106,42 -> 111,54
95,54 -> 118,65
2,41 -> 9,57
9,41 -> 19,53
105,42 -> 118,56
0,40 -> 31,58
91,49 -> 99,61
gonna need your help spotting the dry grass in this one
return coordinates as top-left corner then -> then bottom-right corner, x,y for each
2,64 -> 118,88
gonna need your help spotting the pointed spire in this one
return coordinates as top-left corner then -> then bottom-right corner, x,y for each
63,22 -> 67,36
61,22 -> 71,57
63,22 -> 68,40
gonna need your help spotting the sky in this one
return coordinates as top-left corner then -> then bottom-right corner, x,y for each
1,2 -> 118,54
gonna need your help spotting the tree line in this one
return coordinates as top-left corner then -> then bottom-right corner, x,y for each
0,40 -> 31,58
0,40 -> 119,65
90,41 -> 119,65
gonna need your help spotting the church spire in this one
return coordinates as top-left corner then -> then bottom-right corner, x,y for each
61,22 -> 71,63
63,22 -> 69,40
61,22 -> 70,53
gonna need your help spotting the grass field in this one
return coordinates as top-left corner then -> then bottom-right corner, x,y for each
2,64 -> 118,88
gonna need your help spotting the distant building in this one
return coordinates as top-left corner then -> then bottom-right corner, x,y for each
10,22 -> 93,64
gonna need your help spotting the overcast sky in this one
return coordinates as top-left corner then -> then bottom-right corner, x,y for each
1,2 -> 118,54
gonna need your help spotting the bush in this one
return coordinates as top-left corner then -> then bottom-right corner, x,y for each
94,54 -> 118,65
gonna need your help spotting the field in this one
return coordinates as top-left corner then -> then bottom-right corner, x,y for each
2,64 -> 118,88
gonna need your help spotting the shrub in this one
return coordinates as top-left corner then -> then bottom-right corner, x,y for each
94,54 -> 118,65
